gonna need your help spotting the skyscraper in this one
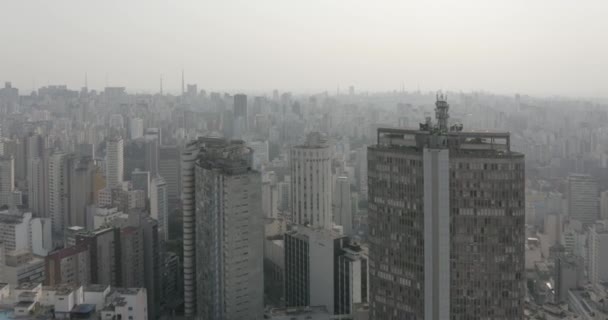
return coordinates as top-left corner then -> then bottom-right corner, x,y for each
367,95 -> 525,319
195,138 -> 263,320
48,152 -> 68,235
68,156 -> 95,227
159,146 -> 181,202
333,175 -> 353,235
182,137 -> 264,319
106,137 -> 124,188
568,174 -> 599,226
290,132 -> 333,229
150,175 -> 168,242
0,156 -> 15,207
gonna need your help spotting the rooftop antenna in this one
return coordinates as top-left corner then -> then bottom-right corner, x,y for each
160,74 -> 163,96
84,72 -> 88,89
181,69 -> 185,96
435,91 -> 449,131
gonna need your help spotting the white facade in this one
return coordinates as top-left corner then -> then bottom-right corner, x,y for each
130,117 -> 144,140
249,140 -> 269,170
290,132 -> 333,229
0,210 -> 31,251
29,217 -> 52,256
333,176 -> 353,235
105,137 -> 124,188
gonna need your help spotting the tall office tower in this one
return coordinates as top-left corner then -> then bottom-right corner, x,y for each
129,117 -> 144,140
367,95 -> 525,319
68,157 -> 94,227
75,227 -> 121,286
181,137 -> 264,319
568,174 -> 599,226
105,137 -> 124,188
28,157 -> 47,216
195,138 -> 263,320
48,152 -> 69,235
356,147 -> 368,200
144,136 -> 160,177
131,169 -> 150,198
181,140 -> 201,318
0,156 -> 14,207
234,94 -> 247,121
601,190 -> 608,220
333,176 -> 353,236
150,176 -> 168,242
290,132 -> 333,229
588,221 -> 608,285
141,217 -> 161,320
120,226 -> 145,287
159,146 -> 181,202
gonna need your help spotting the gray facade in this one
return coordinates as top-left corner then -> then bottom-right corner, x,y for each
368,96 -> 525,319
186,138 -> 264,320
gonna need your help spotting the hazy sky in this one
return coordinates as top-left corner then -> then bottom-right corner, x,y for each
2,0 -> 608,97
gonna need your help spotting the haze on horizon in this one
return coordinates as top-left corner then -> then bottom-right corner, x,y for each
2,0 -> 607,98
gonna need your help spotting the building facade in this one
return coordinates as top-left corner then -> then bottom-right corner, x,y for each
367,95 -> 525,319
290,132 -> 333,229
193,138 -> 264,320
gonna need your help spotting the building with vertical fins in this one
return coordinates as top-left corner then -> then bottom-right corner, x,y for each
290,132 -> 333,229
182,137 -> 264,320
367,94 -> 525,319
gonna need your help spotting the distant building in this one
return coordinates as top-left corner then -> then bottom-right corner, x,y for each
105,137 -> 124,188
0,156 -> 14,207
333,176 -> 353,236
588,221 -> 608,285
568,174 -> 599,226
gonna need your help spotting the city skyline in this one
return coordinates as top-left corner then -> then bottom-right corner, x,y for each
2,0 -> 608,97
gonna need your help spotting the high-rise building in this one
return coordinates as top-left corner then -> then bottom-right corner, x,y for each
0,156 -> 15,207
150,176 -> 168,242
120,226 -> 145,287
105,137 -> 124,188
290,132 -> 333,229
234,94 -> 247,120
588,221 -> 608,285
568,174 -> 599,226
131,169 -> 150,198
129,117 -> 144,140
75,227 -> 121,287
333,176 -> 353,236
367,95 -> 525,319
48,152 -> 68,235
195,138 -> 263,320
159,146 -> 180,202
182,137 -> 264,319
68,157 -> 95,227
